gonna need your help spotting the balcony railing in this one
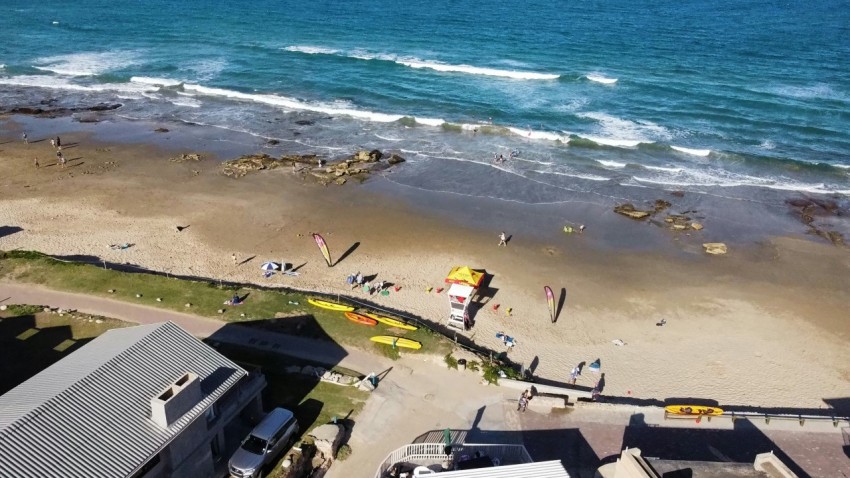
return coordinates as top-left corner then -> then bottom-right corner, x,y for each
374,443 -> 532,477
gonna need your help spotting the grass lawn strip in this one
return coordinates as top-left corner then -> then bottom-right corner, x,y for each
0,250 -> 450,357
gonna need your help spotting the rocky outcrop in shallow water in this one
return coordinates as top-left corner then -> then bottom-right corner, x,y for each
4,103 -> 122,117
220,149 -> 405,183
785,197 -> 846,246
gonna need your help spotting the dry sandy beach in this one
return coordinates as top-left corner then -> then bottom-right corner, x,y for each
1,116 -> 849,410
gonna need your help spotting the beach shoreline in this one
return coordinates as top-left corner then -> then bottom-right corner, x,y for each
1,114 -> 849,408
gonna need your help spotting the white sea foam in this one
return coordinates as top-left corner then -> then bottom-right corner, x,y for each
0,75 -> 152,94
168,97 -> 201,108
671,146 -> 711,157
582,136 -> 642,148
182,83 -> 445,125
585,74 -> 618,84
396,58 -> 560,80
759,139 -> 776,150
0,64 -> 5,69
33,51 -> 139,76
597,160 -> 627,168
284,45 -> 340,55
374,134 -> 402,142
130,76 -> 183,87
633,169 -> 850,195
284,45 -> 559,80
834,164 -> 850,170
537,170 -> 609,181
579,111 -> 672,142
415,117 -> 446,127
506,126 -> 568,142
644,165 -> 684,173
767,83 -> 847,102
187,58 -> 226,82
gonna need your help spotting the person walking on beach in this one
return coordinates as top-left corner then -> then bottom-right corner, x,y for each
55,136 -> 61,148
231,253 -> 237,265
22,132 -> 28,144
50,138 -> 55,148
569,365 -> 581,384
56,151 -> 65,168
517,391 -> 529,412
33,157 -> 40,169
498,232 -> 507,247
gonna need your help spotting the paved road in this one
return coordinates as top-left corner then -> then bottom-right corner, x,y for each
0,282 -> 390,374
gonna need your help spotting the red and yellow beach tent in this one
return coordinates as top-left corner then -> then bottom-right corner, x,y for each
445,266 -> 485,288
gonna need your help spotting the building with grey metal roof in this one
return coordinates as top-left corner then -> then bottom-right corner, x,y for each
0,321 -> 266,478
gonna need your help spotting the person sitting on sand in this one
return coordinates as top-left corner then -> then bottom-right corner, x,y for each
375,280 -> 385,293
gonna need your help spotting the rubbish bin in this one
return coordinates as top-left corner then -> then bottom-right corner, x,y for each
457,359 -> 467,370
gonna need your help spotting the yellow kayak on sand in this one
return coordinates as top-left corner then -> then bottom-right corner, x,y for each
364,313 -> 418,331
665,405 -> 723,416
307,298 -> 355,312
370,335 -> 422,350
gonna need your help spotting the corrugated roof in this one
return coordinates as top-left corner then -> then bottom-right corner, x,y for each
429,460 -> 570,477
0,322 -> 246,478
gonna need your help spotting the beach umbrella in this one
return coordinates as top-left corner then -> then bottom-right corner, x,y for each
260,261 -> 281,271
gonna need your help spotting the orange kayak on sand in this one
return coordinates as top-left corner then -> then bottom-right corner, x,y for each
344,312 -> 378,326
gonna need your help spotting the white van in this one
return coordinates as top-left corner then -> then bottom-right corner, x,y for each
228,408 -> 299,478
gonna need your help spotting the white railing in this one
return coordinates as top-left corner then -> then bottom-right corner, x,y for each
374,443 -> 532,477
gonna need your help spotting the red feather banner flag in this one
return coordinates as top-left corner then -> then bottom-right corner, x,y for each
313,233 -> 332,267
544,286 -> 555,323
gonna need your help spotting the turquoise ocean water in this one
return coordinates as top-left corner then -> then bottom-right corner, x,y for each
2,0 -> 849,206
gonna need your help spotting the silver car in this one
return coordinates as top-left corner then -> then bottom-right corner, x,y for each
229,408 -> 299,478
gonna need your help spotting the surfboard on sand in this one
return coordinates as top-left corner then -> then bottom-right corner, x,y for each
307,298 -> 354,312
370,335 -> 422,350
344,312 -> 378,326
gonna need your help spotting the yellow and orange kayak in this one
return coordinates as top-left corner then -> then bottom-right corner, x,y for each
370,335 -> 422,350
307,298 -> 354,312
664,405 -> 723,416
344,312 -> 378,326
363,313 -> 418,331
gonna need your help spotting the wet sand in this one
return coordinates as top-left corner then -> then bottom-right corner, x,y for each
1,115 -> 849,408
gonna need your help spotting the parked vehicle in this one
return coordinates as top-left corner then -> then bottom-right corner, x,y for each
228,408 -> 299,478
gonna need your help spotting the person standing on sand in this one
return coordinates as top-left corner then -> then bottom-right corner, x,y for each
569,365 -> 580,384
498,232 -> 507,246
50,138 -> 55,148
22,132 -> 28,144
56,136 -> 61,148
231,253 -> 237,265
33,157 -> 39,169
